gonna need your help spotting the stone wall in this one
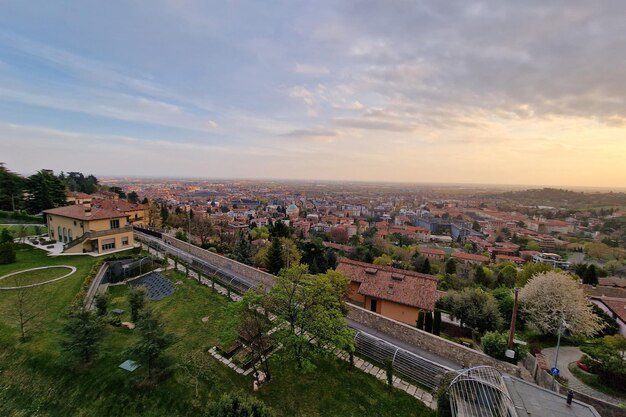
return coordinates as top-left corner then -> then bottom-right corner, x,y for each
163,236 -> 276,289
347,304 -> 520,376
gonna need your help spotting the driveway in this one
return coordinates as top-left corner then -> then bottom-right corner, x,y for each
542,346 -> 624,406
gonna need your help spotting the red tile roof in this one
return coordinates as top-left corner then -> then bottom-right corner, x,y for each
419,247 -> 446,256
600,298 -> 626,323
336,258 -> 437,310
451,252 -> 490,263
44,205 -> 127,221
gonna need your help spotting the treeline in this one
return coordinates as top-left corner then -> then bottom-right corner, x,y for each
488,187 -> 626,208
0,162 -> 117,214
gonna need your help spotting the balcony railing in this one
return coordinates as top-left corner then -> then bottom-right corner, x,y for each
64,225 -> 133,251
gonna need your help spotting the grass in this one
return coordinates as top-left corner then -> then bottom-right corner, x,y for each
568,363 -> 626,401
0,247 -> 435,417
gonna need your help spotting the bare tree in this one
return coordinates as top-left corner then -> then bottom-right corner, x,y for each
9,276 -> 48,342
190,216 -> 214,246
238,290 -> 274,382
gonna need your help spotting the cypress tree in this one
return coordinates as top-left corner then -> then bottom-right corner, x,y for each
267,238 -> 285,275
433,309 -> 442,336
424,311 -> 433,333
416,310 -> 425,330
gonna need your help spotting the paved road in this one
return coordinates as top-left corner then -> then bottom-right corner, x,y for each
542,346 -> 624,406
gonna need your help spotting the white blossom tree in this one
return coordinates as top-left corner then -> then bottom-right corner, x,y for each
520,271 -> 602,337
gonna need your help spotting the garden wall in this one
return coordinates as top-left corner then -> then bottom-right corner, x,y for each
163,236 -> 276,289
347,304 -> 520,376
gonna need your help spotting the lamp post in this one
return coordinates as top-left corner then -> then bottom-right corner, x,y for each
507,287 -> 520,352
551,312 -> 567,390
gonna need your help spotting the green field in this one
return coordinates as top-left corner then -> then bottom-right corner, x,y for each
0,224 -> 46,238
0,246 -> 435,417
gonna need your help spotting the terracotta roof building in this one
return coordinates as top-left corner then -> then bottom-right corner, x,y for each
452,252 -> 490,264
336,258 -> 438,325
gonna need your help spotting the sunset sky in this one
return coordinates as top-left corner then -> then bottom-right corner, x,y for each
1,1 -> 625,188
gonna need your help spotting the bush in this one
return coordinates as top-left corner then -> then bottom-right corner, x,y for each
481,331 -> 528,362
0,242 -> 16,264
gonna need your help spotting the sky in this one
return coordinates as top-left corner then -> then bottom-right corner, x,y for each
1,1 -> 625,188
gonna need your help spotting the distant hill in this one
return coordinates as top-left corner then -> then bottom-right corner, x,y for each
486,188 -> 626,209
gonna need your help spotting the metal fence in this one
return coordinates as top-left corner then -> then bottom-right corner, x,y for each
353,329 -> 454,390
190,258 -> 256,294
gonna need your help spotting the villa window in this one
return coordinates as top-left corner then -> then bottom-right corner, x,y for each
122,237 -> 129,246
110,219 -> 120,229
101,238 -> 116,251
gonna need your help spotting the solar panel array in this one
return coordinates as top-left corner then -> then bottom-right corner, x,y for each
128,272 -> 176,300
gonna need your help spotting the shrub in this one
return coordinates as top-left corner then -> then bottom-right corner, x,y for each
0,242 -> 16,264
481,331 -> 527,362
425,311 -> 433,333
433,310 -> 442,336
416,310 -> 425,330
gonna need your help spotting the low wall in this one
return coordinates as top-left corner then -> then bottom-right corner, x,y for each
347,304 -> 520,376
163,236 -> 276,289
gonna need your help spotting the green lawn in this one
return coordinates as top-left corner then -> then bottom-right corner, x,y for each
0,224 -> 46,237
0,247 -> 435,417
568,363 -> 626,400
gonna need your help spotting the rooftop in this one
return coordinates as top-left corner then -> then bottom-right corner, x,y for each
44,205 -> 128,221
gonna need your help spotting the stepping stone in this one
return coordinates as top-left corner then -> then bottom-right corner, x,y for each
407,385 -> 417,396
422,393 -> 433,404
121,322 -> 135,330
201,317 -> 209,323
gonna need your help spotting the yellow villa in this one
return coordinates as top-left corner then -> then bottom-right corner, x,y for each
44,205 -> 135,255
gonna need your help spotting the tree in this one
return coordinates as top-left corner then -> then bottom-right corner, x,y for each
175,230 -> 188,242
147,202 -> 162,228
94,293 -> 108,316
433,310 -> 442,336
25,170 -> 67,214
496,264 -> 517,288
160,204 -> 169,225
108,186 -> 126,199
0,228 -> 13,244
61,309 -> 105,364
416,310 -> 425,329
444,257 -> 457,275
583,264 -> 599,285
412,254 -> 430,274
270,220 -> 291,238
127,191 -> 139,204
424,311 -> 433,333
519,271 -> 603,337
0,242 -> 16,264
233,231 -> 252,265
206,393 -> 275,417
191,216 -> 214,246
299,238 -> 329,274
266,237 -> 285,274
516,262 -> 552,287
0,163 -> 25,211
525,240 -> 540,251
127,309 -> 174,378
238,291 -> 274,381
268,265 -> 353,369
373,254 -> 393,266
438,288 -> 503,333
472,221 -> 481,232
8,276 -> 47,341
129,286 -> 147,322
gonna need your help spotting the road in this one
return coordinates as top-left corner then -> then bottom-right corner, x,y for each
542,346 -> 623,406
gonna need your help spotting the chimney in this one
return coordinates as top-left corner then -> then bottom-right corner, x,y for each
84,206 -> 92,217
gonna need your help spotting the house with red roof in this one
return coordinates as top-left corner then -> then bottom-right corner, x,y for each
335,258 -> 438,325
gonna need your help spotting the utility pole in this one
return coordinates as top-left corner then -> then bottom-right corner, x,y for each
507,287 -> 519,350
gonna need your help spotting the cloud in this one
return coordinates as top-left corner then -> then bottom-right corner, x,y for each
293,63 -> 329,76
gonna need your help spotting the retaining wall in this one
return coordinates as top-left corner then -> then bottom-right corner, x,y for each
347,304 -> 521,376
163,236 -> 276,289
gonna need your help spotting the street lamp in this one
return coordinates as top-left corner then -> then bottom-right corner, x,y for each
551,312 -> 570,390
506,287 -> 520,359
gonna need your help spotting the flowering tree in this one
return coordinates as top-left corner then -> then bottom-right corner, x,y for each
519,271 -> 602,337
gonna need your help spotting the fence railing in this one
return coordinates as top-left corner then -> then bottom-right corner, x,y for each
354,329 -> 454,390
